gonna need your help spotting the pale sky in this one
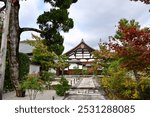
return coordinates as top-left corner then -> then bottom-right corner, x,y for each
19,0 -> 150,53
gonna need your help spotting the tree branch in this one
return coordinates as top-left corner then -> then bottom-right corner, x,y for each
0,5 -> 6,12
20,27 -> 43,34
0,0 -> 6,12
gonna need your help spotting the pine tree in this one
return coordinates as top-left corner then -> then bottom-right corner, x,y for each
0,0 -> 77,99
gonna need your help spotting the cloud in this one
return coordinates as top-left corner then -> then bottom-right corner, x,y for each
62,0 -> 150,51
19,0 -> 49,40
19,0 -> 150,52
62,28 -> 89,52
20,0 -> 40,27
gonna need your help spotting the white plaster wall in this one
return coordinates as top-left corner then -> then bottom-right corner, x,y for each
29,64 -> 40,74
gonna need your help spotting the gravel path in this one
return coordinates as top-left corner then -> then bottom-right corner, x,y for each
3,77 -> 79,100
3,90 -> 64,100
3,77 -> 105,100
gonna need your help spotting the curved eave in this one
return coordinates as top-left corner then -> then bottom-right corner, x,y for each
64,40 -> 95,56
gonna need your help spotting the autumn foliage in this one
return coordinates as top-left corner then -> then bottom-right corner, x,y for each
98,19 -> 150,99
109,19 -> 150,73
92,42 -> 114,75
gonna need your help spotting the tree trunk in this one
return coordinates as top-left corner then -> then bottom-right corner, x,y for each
0,0 -> 11,100
0,1 -> 42,98
62,68 -> 64,76
56,68 -> 61,76
7,1 -> 21,96
16,89 -> 25,97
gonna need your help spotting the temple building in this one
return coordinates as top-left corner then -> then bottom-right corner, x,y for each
64,39 -> 97,75
19,39 -> 100,75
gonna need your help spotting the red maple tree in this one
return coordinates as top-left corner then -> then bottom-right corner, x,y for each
109,19 -> 150,81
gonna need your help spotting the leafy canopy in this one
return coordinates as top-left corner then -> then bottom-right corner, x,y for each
30,34 -> 57,71
37,0 -> 78,55
92,42 -> 114,75
109,19 -> 150,72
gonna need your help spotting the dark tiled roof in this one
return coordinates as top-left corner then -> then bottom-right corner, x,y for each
64,39 -> 95,57
19,42 -> 34,54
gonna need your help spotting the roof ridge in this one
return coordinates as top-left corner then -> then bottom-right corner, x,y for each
64,39 -> 95,56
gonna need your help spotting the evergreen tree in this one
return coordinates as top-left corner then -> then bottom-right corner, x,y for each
37,0 -> 78,55
0,0 -> 77,98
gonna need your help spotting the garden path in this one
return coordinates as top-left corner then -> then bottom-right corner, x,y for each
64,77 -> 106,100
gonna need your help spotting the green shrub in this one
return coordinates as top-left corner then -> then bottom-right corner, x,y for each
41,71 -> 54,89
21,74 -> 44,100
121,78 -> 139,99
101,76 -> 140,99
101,74 -> 150,100
55,77 -> 70,96
19,53 -> 30,81
138,78 -> 150,99
101,77 -> 110,93
100,60 -> 140,100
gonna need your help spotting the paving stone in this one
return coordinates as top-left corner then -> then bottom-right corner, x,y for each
65,77 -> 106,100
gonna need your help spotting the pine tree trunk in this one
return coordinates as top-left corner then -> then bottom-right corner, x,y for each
0,1 -> 11,100
7,1 -> 21,96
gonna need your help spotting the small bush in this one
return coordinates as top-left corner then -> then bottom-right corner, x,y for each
101,76 -> 140,99
55,77 -> 70,96
138,78 -> 150,99
100,60 -> 141,100
101,75 -> 150,100
41,71 -> 54,89
21,74 -> 44,100
121,78 -> 139,99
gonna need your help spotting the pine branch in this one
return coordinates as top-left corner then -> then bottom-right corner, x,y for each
0,5 -> 6,12
20,27 -> 43,34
